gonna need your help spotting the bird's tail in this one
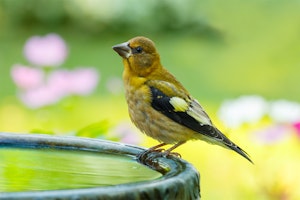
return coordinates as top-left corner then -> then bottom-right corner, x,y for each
226,142 -> 253,164
195,124 -> 253,163
219,130 -> 253,164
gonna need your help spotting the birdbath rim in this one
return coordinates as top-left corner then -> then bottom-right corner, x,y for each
0,132 -> 200,200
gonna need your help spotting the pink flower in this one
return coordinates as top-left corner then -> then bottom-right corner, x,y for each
24,34 -> 68,67
17,68 -> 99,108
12,33 -> 99,109
47,69 -> 72,98
47,68 -> 99,96
293,122 -> 300,138
254,125 -> 289,144
11,64 -> 44,90
110,122 -> 143,145
19,85 -> 61,109
66,68 -> 99,95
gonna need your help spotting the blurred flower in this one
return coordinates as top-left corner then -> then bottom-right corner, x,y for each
18,67 -> 99,108
254,124 -> 289,145
48,68 -> 99,96
15,67 -> 99,109
47,69 -> 72,98
19,85 -> 61,109
11,64 -> 44,90
109,121 -> 143,145
293,121 -> 300,137
269,100 -> 300,123
219,95 -> 300,144
24,33 -> 68,67
67,68 -> 99,95
218,95 -> 268,128
11,33 -> 99,109
106,76 -> 123,94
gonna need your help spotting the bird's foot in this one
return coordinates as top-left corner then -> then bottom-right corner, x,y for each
137,148 -> 181,163
137,142 -> 184,163
137,148 -> 165,161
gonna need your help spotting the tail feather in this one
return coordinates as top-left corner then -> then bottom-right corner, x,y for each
213,128 -> 253,164
226,142 -> 253,164
189,122 -> 253,163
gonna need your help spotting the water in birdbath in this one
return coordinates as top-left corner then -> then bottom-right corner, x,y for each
0,147 -> 162,192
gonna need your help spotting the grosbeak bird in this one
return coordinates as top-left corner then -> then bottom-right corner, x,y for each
112,36 -> 252,163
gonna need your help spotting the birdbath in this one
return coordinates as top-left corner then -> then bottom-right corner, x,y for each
0,132 -> 200,199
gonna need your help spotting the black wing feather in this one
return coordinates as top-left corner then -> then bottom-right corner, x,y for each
150,86 -> 213,136
150,86 -> 253,163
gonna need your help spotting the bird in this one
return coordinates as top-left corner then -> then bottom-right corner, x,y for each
112,36 -> 252,163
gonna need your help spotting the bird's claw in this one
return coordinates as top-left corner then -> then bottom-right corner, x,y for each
137,148 -> 165,161
137,148 -> 181,163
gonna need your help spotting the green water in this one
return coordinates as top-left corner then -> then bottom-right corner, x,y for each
0,148 -> 162,192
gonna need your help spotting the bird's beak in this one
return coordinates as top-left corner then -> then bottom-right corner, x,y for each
112,42 -> 131,59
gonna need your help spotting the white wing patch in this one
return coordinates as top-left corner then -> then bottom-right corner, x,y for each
169,97 -> 213,126
169,97 -> 189,112
187,99 -> 212,126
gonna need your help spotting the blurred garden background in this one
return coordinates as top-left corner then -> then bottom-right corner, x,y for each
1,0 -> 300,199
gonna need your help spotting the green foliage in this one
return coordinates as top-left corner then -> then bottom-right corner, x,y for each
75,120 -> 110,138
0,0 -> 67,26
0,0 -> 215,36
30,129 -> 55,135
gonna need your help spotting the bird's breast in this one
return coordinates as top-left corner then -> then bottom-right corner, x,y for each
124,82 -> 196,144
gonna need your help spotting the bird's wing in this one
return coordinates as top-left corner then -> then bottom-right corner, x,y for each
148,81 -> 253,163
148,81 -> 224,140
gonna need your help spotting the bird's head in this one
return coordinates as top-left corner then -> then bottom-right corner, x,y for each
112,36 -> 161,77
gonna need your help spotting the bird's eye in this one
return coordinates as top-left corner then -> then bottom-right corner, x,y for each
132,46 -> 143,54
